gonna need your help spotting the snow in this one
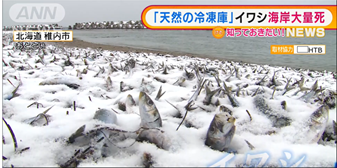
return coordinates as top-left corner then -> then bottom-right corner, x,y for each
2,32 -> 336,167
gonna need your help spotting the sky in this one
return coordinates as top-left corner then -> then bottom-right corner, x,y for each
2,0 -> 337,27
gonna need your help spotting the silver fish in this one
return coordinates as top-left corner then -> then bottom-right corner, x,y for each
282,77 -> 295,95
139,92 -> 162,128
155,85 -> 166,101
23,106 -> 54,126
253,95 -> 291,128
140,79 -> 156,95
106,76 -> 112,91
120,81 -> 133,92
322,90 -> 336,109
173,77 -> 186,87
67,125 -> 135,148
205,112 -> 236,152
4,83 -> 21,100
255,73 -> 268,86
39,76 -> 80,89
268,70 -> 282,87
299,80 -> 320,102
24,113 -> 51,126
234,67 -> 241,79
125,94 -> 136,106
125,94 -> 136,114
68,125 -> 86,144
203,85 -> 220,105
299,90 -> 317,103
136,128 -> 171,150
219,105 -> 233,115
321,120 -> 337,143
308,105 -> 329,143
223,82 -> 240,107
93,109 -> 117,124
184,68 -> 195,80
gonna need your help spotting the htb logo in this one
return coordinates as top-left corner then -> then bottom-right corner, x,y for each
9,3 -> 65,23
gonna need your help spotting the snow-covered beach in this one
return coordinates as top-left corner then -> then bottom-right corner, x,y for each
2,32 -> 336,167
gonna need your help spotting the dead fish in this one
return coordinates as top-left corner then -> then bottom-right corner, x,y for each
23,106 -> 54,126
308,105 -> 329,143
24,113 -> 51,126
268,70 -> 282,87
292,77 -> 311,96
153,76 -> 166,83
244,139 -> 255,150
118,102 -> 126,111
139,92 -> 162,128
68,126 -> 136,148
203,85 -> 220,105
282,77 -> 295,95
125,94 -> 136,106
140,78 -> 156,95
60,146 -> 94,168
83,58 -> 88,65
155,85 -> 166,101
223,82 -> 240,107
64,55 -> 73,67
299,80 -> 321,102
109,63 -> 118,73
251,87 -> 265,97
4,82 -> 21,100
142,152 -> 154,168
205,112 -> 236,152
68,125 -> 86,144
120,81 -> 133,92
219,105 -> 233,115
39,76 -> 80,89
94,66 -> 105,77
106,76 -> 112,91
321,120 -> 337,143
234,67 -> 241,79
162,65 -> 168,74
136,128 -> 171,150
322,90 -> 336,109
255,73 -> 269,86
93,109 -> 117,124
3,72 -> 8,78
253,95 -> 291,128
189,78 -> 207,102
76,69 -> 82,79
127,58 -> 136,69
125,94 -> 136,114
82,68 -> 88,74
184,68 -> 195,80
173,77 -> 186,87
212,73 -> 222,87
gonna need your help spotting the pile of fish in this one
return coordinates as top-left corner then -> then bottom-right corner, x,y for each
2,32 -> 337,167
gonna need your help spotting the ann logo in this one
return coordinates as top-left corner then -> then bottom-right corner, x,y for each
9,3 -> 65,23
16,6 -> 57,20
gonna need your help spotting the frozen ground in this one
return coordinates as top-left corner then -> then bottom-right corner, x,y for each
2,32 -> 337,167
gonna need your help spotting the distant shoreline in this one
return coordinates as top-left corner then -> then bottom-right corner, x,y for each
51,38 -> 336,73
52,38 -> 227,60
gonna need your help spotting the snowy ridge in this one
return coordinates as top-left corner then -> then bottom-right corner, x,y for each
2,33 -> 336,167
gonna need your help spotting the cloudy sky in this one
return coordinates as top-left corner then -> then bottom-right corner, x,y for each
2,0 -> 336,27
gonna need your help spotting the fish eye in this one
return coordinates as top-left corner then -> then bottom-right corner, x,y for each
147,99 -> 153,105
